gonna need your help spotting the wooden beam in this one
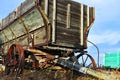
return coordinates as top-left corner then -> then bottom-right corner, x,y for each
52,0 -> 57,43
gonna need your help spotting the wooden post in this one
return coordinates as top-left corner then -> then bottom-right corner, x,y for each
66,3 -> 71,29
87,6 -> 90,27
52,0 -> 57,43
80,4 -> 84,46
45,0 -> 48,16
93,7 -> 95,21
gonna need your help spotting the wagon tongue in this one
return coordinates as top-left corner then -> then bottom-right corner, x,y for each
55,57 -> 120,80
55,57 -> 83,72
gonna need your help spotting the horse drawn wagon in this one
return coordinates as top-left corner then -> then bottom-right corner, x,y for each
0,0 -> 96,76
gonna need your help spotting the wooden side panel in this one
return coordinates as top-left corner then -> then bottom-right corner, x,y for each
11,20 -> 26,38
22,9 -> 44,32
55,0 -> 81,48
41,0 -> 94,49
34,27 -> 46,45
16,35 -> 28,46
0,32 -> 5,44
0,0 -> 47,49
0,0 -> 94,51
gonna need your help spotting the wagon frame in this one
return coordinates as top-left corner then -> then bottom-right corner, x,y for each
0,0 -> 96,76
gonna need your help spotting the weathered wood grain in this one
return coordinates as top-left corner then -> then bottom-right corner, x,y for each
0,0 -> 94,50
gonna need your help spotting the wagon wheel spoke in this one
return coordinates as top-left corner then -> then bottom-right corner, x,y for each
77,54 -> 96,68
84,56 -> 88,64
82,56 -> 85,66
83,56 -> 89,67
87,63 -> 92,68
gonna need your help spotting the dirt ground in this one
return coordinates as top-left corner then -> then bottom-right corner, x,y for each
0,68 -> 99,80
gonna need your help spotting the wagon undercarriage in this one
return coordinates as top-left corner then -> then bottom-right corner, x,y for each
0,0 -> 98,79
4,43 -> 96,78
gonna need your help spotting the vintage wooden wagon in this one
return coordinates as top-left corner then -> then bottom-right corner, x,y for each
0,0 -> 96,75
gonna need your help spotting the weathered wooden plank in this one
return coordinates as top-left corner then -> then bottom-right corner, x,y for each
56,7 -> 67,16
34,27 -> 46,45
3,27 -> 13,40
89,7 -> 94,23
21,0 -> 35,15
56,35 -> 80,48
52,0 -> 57,43
9,11 -> 16,25
83,5 -> 88,28
57,0 -> 69,6
44,0 -> 49,15
57,1 -> 67,10
56,6 -> 84,17
56,13 -> 85,28
0,32 -> 5,43
56,26 -> 80,46
22,8 -> 44,32
56,14 -> 67,25
17,35 -> 28,46
15,5 -> 21,17
56,22 -> 80,30
48,2 -> 53,22
2,43 -> 10,53
56,26 -> 80,36
10,19 -> 26,38
56,19 -> 80,29
2,16 -> 9,28
66,3 -> 71,28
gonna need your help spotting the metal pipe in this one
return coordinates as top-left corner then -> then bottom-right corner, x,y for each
87,40 -> 99,67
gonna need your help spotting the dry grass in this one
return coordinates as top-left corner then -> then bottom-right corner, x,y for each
0,70 -> 99,80
0,67 -> 111,80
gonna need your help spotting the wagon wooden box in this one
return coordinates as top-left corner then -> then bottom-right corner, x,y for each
0,0 -> 94,53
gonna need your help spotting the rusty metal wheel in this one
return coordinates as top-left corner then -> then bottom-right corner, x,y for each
77,53 -> 96,68
5,44 -> 24,75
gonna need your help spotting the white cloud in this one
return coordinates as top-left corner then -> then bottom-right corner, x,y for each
88,31 -> 120,45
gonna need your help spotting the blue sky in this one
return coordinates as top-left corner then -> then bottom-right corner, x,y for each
0,0 -> 120,65
0,0 -> 25,19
